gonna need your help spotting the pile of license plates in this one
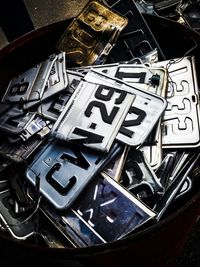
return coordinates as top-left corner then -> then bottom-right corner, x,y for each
0,0 -> 199,248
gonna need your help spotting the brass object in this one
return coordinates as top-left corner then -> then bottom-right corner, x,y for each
56,0 -> 128,66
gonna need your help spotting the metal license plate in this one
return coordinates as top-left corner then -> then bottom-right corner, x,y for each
154,56 -> 200,148
38,70 -> 84,121
24,53 -> 68,109
120,149 -> 163,199
26,140 -> 122,210
41,173 -> 156,247
0,106 -> 35,136
56,0 -> 128,66
51,78 -> 134,152
154,151 -> 200,221
74,63 -> 168,95
75,63 -> 167,168
84,70 -> 167,147
0,136 -> 45,162
2,54 -> 57,105
1,64 -> 41,103
0,189 -> 35,240
104,0 -> 165,62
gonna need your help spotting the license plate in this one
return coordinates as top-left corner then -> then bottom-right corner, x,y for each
75,63 -> 168,95
19,115 -> 51,141
24,53 -> 68,109
26,140 -> 122,210
56,0 -> 128,65
84,70 -> 167,147
51,78 -> 134,152
139,130 -> 162,170
41,173 -> 156,247
103,145 -> 129,182
38,70 -> 84,121
154,56 -> 200,148
154,151 -> 200,221
2,64 -> 41,103
2,54 -> 57,104
74,63 -> 167,167
104,0 -> 165,62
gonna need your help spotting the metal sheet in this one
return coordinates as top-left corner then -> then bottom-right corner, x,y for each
41,173 -> 156,247
84,70 -> 167,147
26,140 -> 122,210
154,56 -> 200,148
56,0 -> 128,66
51,77 -> 134,152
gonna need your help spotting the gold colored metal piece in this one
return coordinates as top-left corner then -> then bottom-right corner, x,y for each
56,0 -> 128,66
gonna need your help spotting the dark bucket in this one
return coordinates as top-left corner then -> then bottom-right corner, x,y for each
0,14 -> 200,267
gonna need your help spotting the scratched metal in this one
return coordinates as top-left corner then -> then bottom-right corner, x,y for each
56,0 -> 128,65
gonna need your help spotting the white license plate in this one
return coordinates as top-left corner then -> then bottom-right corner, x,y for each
51,78 -> 134,152
74,63 -> 167,168
84,70 -> 167,147
74,63 -> 168,96
154,56 -> 200,148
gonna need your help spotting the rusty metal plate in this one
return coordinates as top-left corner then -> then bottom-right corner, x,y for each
56,0 -> 128,66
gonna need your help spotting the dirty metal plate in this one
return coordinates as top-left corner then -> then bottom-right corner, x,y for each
84,70 -> 167,147
56,0 -> 128,66
154,56 -> 200,148
51,78 -> 134,152
26,140 -> 122,210
41,173 -> 156,247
